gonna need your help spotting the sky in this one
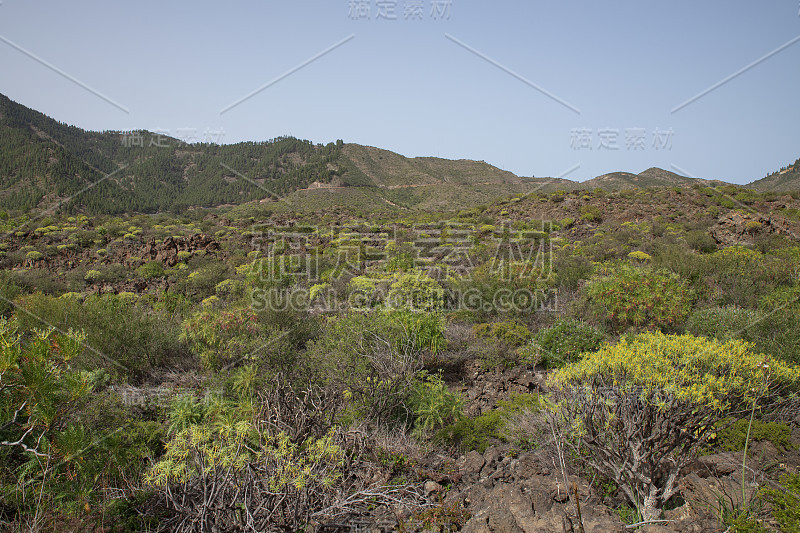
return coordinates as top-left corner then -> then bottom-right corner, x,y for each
1,0 -> 799,184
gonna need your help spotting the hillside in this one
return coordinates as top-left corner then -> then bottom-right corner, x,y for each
341,144 -> 523,187
2,93 -> 799,217
0,94 -> 575,215
307,144 -> 577,211
575,167 -> 726,190
748,158 -> 800,192
2,139 -> 800,532
0,93 -> 343,214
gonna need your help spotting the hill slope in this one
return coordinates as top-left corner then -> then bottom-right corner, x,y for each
0,94 -> 578,214
576,167 -> 726,190
0,94 -> 343,214
748,158 -> 800,192
3,93 -> 798,216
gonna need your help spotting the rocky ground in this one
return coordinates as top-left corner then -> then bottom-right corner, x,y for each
111,318 -> 800,533
433,365 -> 800,533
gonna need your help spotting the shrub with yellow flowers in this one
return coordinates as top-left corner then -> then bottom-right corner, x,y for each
549,332 -> 800,522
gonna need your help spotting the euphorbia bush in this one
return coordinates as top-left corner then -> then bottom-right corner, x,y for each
307,310 -> 445,424
550,332 -> 800,522
521,318 -> 605,368
386,272 -> 444,312
700,246 -> 794,308
182,306 -> 292,370
581,263 -> 694,332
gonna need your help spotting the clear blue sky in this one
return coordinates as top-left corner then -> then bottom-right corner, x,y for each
1,0 -> 798,184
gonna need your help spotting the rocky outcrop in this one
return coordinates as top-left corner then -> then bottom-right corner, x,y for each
445,446 -> 625,533
710,212 -> 799,246
458,361 -> 545,417
141,234 -> 220,267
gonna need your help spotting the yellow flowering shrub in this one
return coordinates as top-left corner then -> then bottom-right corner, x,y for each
147,420 -> 256,485
551,332 -> 799,411
147,408 -> 350,531
550,332 -> 800,522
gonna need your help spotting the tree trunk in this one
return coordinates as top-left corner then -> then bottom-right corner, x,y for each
641,486 -> 661,522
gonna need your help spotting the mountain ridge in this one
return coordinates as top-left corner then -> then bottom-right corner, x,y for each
1,93 -> 797,215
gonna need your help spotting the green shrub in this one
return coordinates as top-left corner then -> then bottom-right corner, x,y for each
0,271 -> 21,316
581,264 -> 695,333
214,278 -> 245,301
14,293 -> 188,381
136,260 -> 165,279
307,311 -> 436,424
181,306 -> 293,371
552,253 -> 593,290
167,393 -> 207,436
309,282 -> 331,302
627,250 -> 652,262
649,242 -> 707,292
579,205 -> 602,222
759,285 -> 800,313
685,230 -> 718,253
240,256 -> 298,291
436,393 -> 542,452
83,264 -> 128,285
751,308 -> 800,365
685,306 -> 764,341
386,273 -> 444,312
686,305 -> 800,365
760,474 -> 800,532
473,320 -> 531,346
521,318 -> 605,368
391,310 -> 447,356
408,371 -> 464,438
437,410 -> 503,453
701,247 -> 791,308
183,262 -> 234,300
713,418 -> 792,452
39,391 -> 164,517
0,319 -> 119,515
9,268 -> 66,295
68,229 -> 99,248
347,275 -> 383,308
448,261 -> 550,320
147,415 -> 349,533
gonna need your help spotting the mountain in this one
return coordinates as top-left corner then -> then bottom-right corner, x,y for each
0,93 -> 579,214
311,144 -> 577,211
576,167 -> 726,190
2,93 -> 797,216
0,93 -> 343,214
747,158 -> 800,192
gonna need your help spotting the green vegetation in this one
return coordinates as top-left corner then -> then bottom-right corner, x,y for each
2,96 -> 800,531
760,474 -> 800,531
14,293 -> 188,381
713,418 -> 793,453
436,393 -> 543,453
520,317 -> 605,368
581,263 -> 695,333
